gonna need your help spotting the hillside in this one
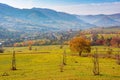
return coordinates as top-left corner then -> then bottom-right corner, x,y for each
82,26 -> 120,34
1,3 -> 120,33
0,3 -> 94,33
0,3 -> 120,41
77,14 -> 120,27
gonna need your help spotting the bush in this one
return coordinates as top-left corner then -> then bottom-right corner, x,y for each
0,48 -> 4,53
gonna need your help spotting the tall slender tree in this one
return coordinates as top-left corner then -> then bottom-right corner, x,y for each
11,50 -> 16,70
93,48 -> 99,75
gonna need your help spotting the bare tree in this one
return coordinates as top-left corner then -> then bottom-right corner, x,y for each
11,50 -> 16,70
63,50 -> 67,65
93,48 -> 100,75
60,50 -> 67,72
116,50 -> 120,65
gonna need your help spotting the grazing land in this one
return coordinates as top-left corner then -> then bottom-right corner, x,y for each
0,45 -> 120,80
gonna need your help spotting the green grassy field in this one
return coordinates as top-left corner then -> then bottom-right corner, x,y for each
0,45 -> 120,80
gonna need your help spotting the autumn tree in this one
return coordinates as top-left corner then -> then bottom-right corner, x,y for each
22,42 -> 27,47
69,37 -> 91,56
28,40 -> 33,50
110,37 -> 120,47
96,39 -> 104,45
13,43 -> 18,47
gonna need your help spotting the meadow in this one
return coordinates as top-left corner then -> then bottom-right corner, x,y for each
0,45 -> 120,80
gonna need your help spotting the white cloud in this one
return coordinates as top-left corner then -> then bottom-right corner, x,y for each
0,0 -> 54,9
0,0 -> 33,8
49,2 -> 120,15
0,0 -> 120,15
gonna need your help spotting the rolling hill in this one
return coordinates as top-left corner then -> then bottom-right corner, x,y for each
0,3 -> 94,33
0,3 -> 120,40
77,14 -> 120,27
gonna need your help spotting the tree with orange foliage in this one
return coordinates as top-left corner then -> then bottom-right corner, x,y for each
110,37 -> 120,47
69,37 -> 91,56
28,40 -> 33,50
13,43 -> 18,47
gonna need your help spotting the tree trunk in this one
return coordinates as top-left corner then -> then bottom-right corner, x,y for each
79,51 -> 82,56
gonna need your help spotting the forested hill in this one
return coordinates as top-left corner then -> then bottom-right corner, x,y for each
0,3 -> 120,34
0,3 -> 120,45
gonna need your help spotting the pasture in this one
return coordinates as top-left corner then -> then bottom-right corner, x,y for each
0,45 -> 120,80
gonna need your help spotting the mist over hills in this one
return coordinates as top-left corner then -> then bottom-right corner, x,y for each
77,14 -> 120,27
0,3 -> 120,38
0,3 -> 94,33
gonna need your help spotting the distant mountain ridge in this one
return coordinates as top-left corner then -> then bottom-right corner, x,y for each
77,14 -> 120,27
0,3 -> 120,33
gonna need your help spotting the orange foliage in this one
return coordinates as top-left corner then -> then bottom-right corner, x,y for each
69,37 -> 91,56
13,43 -> 18,47
110,37 -> 120,47
28,40 -> 34,45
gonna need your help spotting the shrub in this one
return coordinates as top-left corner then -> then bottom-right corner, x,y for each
0,48 -> 4,53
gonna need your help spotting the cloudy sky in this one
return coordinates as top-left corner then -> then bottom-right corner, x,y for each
0,0 -> 120,15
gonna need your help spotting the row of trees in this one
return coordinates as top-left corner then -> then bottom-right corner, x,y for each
2,30 -> 77,47
91,34 -> 120,47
